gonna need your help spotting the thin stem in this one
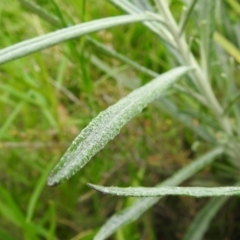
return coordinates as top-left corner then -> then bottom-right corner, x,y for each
154,0 -> 232,134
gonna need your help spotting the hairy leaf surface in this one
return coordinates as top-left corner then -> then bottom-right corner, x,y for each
88,185 -> 240,197
0,14 -> 153,65
93,147 -> 223,240
48,66 -> 192,186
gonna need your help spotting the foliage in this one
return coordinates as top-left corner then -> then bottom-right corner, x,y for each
1,0 -> 240,239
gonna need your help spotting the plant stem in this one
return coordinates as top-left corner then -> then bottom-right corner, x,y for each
154,0 -> 232,135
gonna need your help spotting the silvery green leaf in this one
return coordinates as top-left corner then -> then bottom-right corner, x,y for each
87,36 -> 159,78
131,0 -> 154,11
179,0 -> 199,36
48,66 -> 192,186
0,14 -> 153,65
183,197 -> 228,240
88,185 -> 240,197
110,0 -> 176,47
93,147 -> 224,240
18,0 -> 61,28
199,0 -> 216,75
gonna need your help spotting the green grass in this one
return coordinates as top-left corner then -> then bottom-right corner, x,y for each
0,2 -> 181,238
1,0 -> 240,239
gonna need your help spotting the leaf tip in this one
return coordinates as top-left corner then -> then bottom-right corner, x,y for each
87,183 -> 96,189
47,176 -> 59,187
88,183 -> 104,193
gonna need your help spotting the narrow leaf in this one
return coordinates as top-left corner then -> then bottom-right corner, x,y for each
226,0 -> 240,16
0,185 -> 25,227
87,36 -> 159,78
18,0 -> 61,28
183,197 -> 228,240
179,0 -> 198,36
48,66 -> 192,186
199,0 -> 215,75
19,0 -> 159,80
109,0 -> 176,47
0,101 -> 25,140
93,147 -> 223,240
214,31 -> 240,64
88,185 -> 240,197
26,159 -> 56,223
0,14 -> 153,65
223,91 -> 240,116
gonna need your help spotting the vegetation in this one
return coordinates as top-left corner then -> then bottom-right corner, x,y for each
1,0 -> 240,239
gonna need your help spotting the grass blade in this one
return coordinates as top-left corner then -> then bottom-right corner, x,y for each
199,0 -> 215,76
19,0 -> 160,80
46,202 -> 56,240
48,66 -> 192,186
0,101 -> 25,140
110,0 -> 176,47
26,159 -> 56,223
214,31 -> 240,64
18,0 -> 61,27
0,14 -> 153,65
179,0 -> 198,36
0,185 -> 25,227
223,91 -> 240,116
19,0 -> 160,82
183,197 -> 228,240
93,147 -> 223,240
226,0 -> 240,15
88,185 -> 240,197
87,37 -> 159,78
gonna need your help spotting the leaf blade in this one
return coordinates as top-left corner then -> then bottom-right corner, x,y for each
0,14 -> 153,65
88,185 -> 240,197
183,197 -> 228,240
214,31 -> 240,64
26,159 -> 56,223
199,0 -> 216,76
48,66 -> 192,186
179,0 -> 199,36
93,147 -> 223,240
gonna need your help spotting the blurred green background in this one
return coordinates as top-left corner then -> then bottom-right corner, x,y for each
1,0 -> 240,239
